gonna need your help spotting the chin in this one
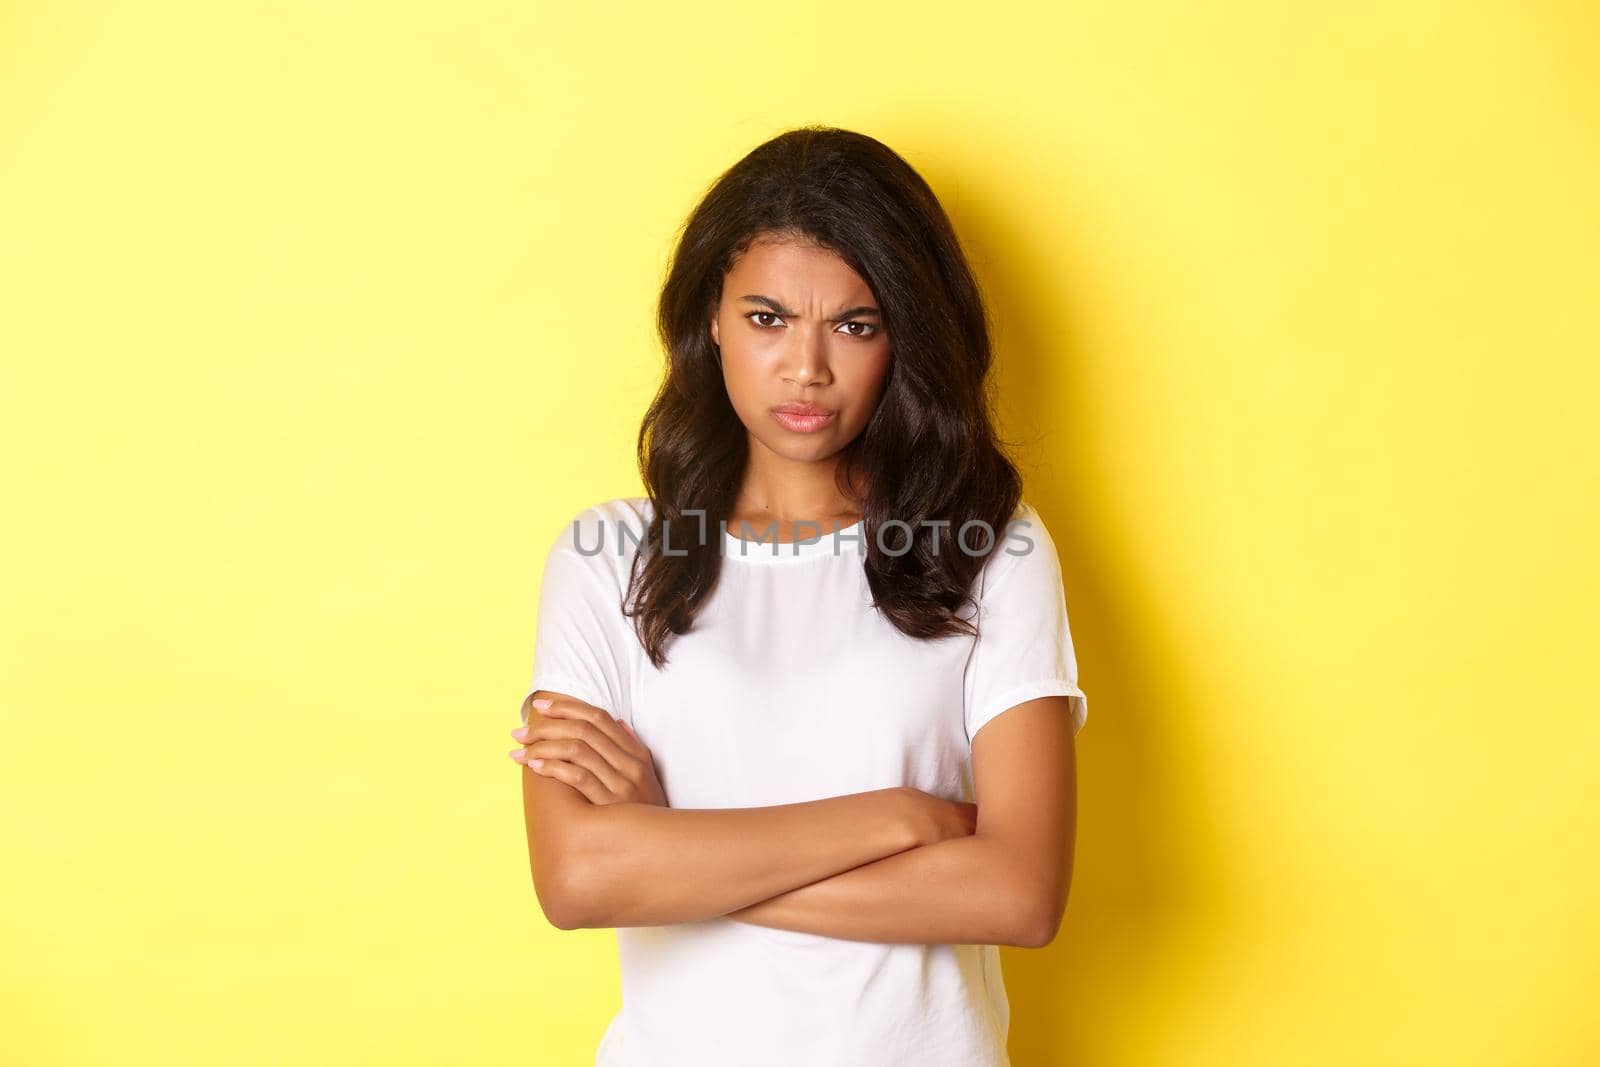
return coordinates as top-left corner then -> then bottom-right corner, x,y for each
756,432 -> 841,462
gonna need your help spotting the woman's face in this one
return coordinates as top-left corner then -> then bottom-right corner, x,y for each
711,235 -> 893,466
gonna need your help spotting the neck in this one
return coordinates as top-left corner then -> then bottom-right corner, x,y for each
732,441 -> 866,523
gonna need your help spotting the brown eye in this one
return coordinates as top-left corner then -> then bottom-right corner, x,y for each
838,321 -> 879,339
746,312 -> 783,328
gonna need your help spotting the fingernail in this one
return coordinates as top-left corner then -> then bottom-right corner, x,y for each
507,749 -> 522,761
510,727 -> 527,741
531,698 -> 552,710
529,758 -> 544,769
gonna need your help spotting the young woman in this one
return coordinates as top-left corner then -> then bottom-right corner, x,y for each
509,125 -> 1088,1067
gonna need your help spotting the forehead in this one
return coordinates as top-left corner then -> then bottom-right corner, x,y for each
725,237 -> 872,300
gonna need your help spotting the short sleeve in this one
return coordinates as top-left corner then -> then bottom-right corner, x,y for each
962,503 -> 1089,741
517,506 -> 639,727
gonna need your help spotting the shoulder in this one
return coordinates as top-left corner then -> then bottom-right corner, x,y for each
542,495 -> 654,589
547,495 -> 652,543
558,494 -> 653,537
977,499 -> 1063,598
998,500 -> 1056,559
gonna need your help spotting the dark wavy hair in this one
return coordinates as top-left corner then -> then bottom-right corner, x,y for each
627,125 -> 1024,668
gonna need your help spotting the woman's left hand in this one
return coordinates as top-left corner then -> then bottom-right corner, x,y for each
509,693 -> 667,806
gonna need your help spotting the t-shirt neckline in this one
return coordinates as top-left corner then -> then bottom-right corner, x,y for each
722,517 -> 866,563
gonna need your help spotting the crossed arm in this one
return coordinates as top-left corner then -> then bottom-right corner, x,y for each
515,691 -> 1078,949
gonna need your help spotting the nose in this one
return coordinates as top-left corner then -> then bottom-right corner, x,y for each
782,324 -> 833,387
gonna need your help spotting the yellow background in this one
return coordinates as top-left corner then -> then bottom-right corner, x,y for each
3,2 -> 1596,1064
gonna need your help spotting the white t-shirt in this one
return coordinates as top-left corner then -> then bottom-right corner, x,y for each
519,495 -> 1087,1067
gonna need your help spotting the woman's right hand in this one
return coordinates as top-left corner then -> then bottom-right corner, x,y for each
896,786 -> 978,847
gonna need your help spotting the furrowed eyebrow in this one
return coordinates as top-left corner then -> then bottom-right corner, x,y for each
739,295 -> 883,321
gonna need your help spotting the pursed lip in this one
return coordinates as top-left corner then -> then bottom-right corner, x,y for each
772,402 -> 835,416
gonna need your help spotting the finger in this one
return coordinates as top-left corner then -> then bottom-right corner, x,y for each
523,757 -> 612,804
536,693 -> 627,738
519,738 -> 630,796
521,691 -> 596,727
520,694 -> 655,789
517,692 -> 605,743
530,696 -> 644,770
521,722 -> 646,793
